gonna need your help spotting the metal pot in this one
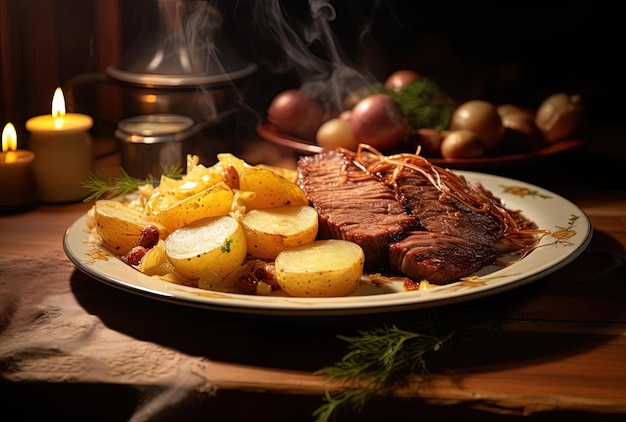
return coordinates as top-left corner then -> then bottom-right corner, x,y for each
115,114 -> 197,179
65,0 -> 257,166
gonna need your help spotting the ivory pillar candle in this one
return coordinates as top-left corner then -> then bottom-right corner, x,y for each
26,88 -> 94,203
0,123 -> 37,210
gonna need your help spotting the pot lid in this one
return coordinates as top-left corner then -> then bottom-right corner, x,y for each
106,62 -> 258,87
107,0 -> 257,87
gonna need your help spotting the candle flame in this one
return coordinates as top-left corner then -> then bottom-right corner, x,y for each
142,94 -> 158,104
51,87 -> 66,118
2,122 -> 17,153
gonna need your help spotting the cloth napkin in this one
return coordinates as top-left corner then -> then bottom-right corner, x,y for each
0,248 -> 216,420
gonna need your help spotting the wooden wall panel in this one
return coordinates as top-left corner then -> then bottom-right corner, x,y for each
93,0 -> 122,123
0,0 -> 122,143
0,0 -> 20,131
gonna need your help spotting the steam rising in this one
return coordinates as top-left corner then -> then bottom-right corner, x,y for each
116,0 -> 383,123
169,2 -> 222,75
246,0 -> 376,112
117,1 -> 254,82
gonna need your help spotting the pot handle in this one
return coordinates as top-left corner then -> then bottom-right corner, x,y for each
63,72 -> 109,113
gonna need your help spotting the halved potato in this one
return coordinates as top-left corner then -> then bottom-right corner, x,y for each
165,215 -> 247,280
241,205 -> 319,260
239,166 -> 309,210
274,239 -> 365,297
153,181 -> 234,232
93,200 -> 167,255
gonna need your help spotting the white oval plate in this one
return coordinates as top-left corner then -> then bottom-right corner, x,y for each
64,171 -> 592,316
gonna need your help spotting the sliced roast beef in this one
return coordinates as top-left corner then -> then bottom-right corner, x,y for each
388,231 -> 498,283
385,169 -> 503,246
297,150 -> 418,270
298,150 -> 534,285
372,162 -> 512,282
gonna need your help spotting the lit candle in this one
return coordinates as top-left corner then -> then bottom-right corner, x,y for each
0,123 -> 37,210
26,87 -> 94,203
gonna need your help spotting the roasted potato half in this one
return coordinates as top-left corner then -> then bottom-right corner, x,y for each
92,200 -> 168,255
165,215 -> 247,280
274,239 -> 365,297
241,205 -> 319,260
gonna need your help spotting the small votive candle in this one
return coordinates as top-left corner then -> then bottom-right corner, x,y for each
26,87 -> 94,203
0,123 -> 37,210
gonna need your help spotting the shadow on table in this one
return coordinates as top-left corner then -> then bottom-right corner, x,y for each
69,228 -> 625,376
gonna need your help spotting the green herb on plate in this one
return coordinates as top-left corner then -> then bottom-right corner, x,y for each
82,165 -> 183,202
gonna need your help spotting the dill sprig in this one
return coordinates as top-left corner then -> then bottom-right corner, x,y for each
312,308 -> 505,422
382,78 -> 454,132
81,165 -> 183,202
313,323 -> 454,422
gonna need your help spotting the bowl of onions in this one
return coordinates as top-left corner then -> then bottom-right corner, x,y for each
257,70 -> 587,169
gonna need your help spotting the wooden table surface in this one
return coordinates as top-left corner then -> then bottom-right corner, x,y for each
1,131 -> 625,421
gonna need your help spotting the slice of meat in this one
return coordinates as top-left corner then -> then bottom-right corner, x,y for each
390,170 -> 503,246
367,159 -> 510,283
388,231 -> 499,283
297,150 -> 418,270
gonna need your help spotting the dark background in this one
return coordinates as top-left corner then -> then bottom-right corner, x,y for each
1,0 -> 623,143
235,0 -> 623,127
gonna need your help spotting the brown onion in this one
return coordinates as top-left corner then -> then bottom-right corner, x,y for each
267,89 -> 325,141
499,108 -> 542,154
450,100 -> 504,152
350,94 -> 407,151
535,93 -> 583,143
497,104 -> 529,119
384,70 -> 421,92
343,86 -> 377,110
440,130 -> 485,158
404,128 -> 444,157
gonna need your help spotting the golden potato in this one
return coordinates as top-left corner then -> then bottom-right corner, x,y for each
316,118 -> 359,151
165,215 -> 247,280
93,200 -> 167,255
535,93 -> 583,143
241,205 -> 319,260
153,181 -> 234,232
440,129 -> 485,158
255,164 -> 298,184
274,240 -> 365,297
136,239 -> 174,276
450,100 -> 504,152
239,166 -> 309,210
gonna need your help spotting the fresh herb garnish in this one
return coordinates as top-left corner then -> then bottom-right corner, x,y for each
82,165 -> 183,202
382,78 -> 454,132
313,308 -> 505,421
221,238 -> 234,253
